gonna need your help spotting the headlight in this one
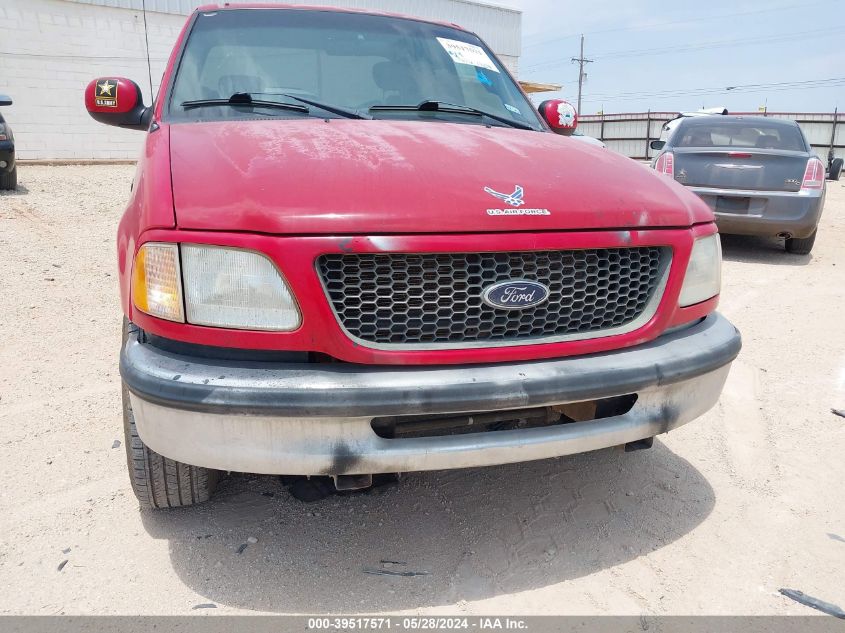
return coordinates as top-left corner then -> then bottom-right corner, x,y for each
132,243 -> 301,330
181,244 -> 300,331
132,242 -> 185,322
679,234 -> 722,307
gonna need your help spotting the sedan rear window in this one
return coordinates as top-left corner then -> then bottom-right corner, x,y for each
674,121 -> 806,151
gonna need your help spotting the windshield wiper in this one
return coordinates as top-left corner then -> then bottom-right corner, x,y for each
181,92 -> 309,114
253,93 -> 372,120
370,100 -> 533,130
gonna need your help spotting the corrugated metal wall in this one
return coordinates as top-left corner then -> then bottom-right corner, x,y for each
577,112 -> 675,160
579,111 -> 845,162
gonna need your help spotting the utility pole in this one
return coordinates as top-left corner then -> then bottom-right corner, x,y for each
571,34 -> 593,113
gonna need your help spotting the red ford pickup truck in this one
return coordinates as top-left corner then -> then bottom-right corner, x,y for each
85,4 -> 741,509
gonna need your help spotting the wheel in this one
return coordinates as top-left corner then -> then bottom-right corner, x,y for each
0,166 -> 16,190
828,158 -> 843,181
785,229 -> 817,255
122,320 -> 220,509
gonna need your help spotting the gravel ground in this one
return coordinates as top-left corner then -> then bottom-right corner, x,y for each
1,165 -> 844,615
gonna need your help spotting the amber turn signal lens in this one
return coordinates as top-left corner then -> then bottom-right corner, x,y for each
132,243 -> 185,322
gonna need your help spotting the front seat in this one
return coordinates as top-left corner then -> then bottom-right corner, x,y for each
218,75 -> 265,97
372,61 -> 421,105
754,134 -> 780,149
687,129 -> 712,147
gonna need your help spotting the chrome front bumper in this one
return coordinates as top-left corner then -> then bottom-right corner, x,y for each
121,314 -> 741,476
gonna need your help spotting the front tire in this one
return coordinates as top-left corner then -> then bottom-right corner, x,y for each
122,320 -> 220,509
0,166 -> 16,190
829,158 -> 843,181
785,229 -> 817,255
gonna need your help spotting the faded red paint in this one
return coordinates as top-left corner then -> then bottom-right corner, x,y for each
169,119 -> 711,235
103,4 -> 721,366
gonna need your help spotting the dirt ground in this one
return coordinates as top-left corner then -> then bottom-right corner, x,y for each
1,165 -> 844,616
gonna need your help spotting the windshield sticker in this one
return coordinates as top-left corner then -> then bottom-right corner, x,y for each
437,38 -> 500,73
504,103 -> 521,115
476,69 -> 492,86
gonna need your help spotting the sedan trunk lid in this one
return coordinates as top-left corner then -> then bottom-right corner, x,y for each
673,148 -> 810,192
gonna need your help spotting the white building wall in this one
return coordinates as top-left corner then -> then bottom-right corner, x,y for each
0,0 -> 521,160
67,0 -> 522,62
0,0 -> 183,160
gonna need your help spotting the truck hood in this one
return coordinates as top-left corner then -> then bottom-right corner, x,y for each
169,119 -> 711,234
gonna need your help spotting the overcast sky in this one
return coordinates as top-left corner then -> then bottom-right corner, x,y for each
508,0 -> 845,114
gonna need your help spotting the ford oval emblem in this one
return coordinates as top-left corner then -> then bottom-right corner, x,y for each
482,279 -> 550,310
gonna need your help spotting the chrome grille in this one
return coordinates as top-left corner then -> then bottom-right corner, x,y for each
317,247 -> 668,348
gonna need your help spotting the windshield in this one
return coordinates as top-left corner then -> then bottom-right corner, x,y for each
168,8 -> 543,130
674,120 -> 807,151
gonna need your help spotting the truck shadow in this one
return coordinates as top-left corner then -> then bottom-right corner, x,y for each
141,441 -> 713,612
719,234 -> 812,266
0,183 -> 29,197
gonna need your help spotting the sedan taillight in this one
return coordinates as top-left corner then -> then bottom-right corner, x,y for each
800,157 -> 825,191
655,151 -> 674,178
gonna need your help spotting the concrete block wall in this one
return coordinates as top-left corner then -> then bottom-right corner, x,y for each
0,0 -> 521,161
0,0 -> 183,160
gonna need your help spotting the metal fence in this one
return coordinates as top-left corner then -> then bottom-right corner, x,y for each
578,111 -> 845,163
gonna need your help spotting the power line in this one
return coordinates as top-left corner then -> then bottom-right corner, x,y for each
524,26 -> 845,71
578,77 -> 845,104
594,26 -> 845,60
522,1 -> 829,49
585,81 -> 845,102
583,77 -> 845,99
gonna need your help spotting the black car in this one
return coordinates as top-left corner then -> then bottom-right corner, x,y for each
0,94 -> 17,190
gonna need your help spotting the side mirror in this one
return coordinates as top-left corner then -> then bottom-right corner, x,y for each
650,140 -> 666,150
85,77 -> 151,130
538,99 -> 578,135
0,95 -> 11,107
